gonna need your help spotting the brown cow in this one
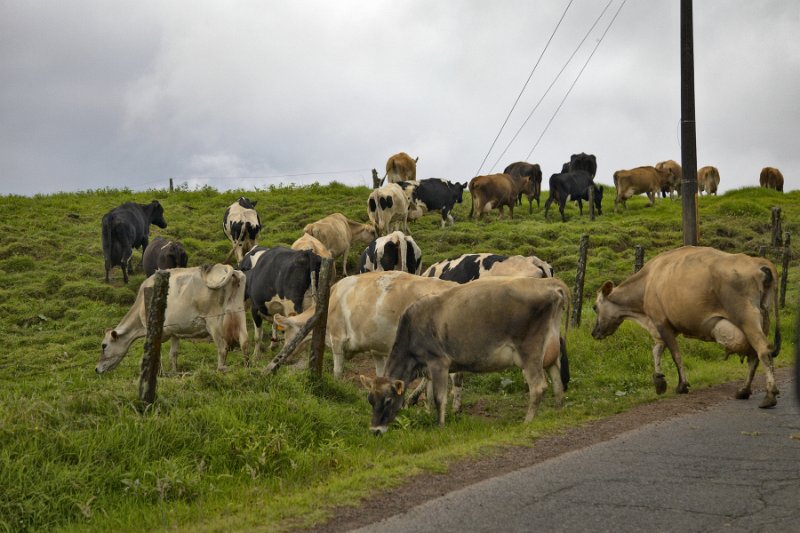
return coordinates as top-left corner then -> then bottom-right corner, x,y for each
655,160 -> 682,199
592,246 -> 781,408
613,166 -> 672,211
385,152 -> 418,184
303,213 -> 375,276
468,173 -> 518,220
759,167 -> 784,192
697,166 -> 721,195
503,161 -> 542,213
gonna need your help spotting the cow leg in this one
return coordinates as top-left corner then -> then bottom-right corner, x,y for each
543,195 -> 554,219
252,312 -> 264,360
269,321 -> 281,350
428,363 -> 450,425
651,340 -> 668,394
528,196 -> 534,214
214,337 -> 229,372
738,316 -> 779,408
658,327 -> 690,394
332,344 -> 345,380
577,199 -> 584,216
450,372 -> 464,413
169,337 -> 180,373
546,363 -> 565,408
736,354 -> 759,400
522,363 -> 548,423
558,200 -> 566,222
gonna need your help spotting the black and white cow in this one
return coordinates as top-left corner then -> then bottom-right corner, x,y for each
358,231 -> 423,275
408,178 -> 467,227
238,246 -> 322,358
142,236 -> 189,277
544,170 -> 603,222
101,200 -> 168,283
223,197 -> 262,263
423,253 -> 553,283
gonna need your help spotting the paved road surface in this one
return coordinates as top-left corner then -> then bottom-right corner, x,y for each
353,377 -> 799,533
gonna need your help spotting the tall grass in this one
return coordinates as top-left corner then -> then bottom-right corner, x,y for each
0,184 -> 796,531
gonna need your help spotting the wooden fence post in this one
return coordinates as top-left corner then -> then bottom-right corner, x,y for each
588,187 -> 595,221
169,178 -> 174,193
309,258 -> 334,375
758,246 -> 767,258
138,271 -> 169,405
634,245 -> 645,273
372,169 -> 381,189
571,235 -> 589,327
780,233 -> 791,309
771,207 -> 783,247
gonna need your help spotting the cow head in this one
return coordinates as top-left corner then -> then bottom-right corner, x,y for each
360,375 -> 406,435
591,281 -> 624,339
149,200 -> 168,229
454,182 -> 467,203
96,329 -> 129,373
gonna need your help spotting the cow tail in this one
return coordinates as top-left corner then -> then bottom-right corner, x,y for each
556,283 -> 571,390
398,234 -> 407,273
468,183 -> 477,218
767,265 -> 781,358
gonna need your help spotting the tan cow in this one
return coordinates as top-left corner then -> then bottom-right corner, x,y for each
303,213 -> 375,276
468,173 -> 518,220
385,152 -> 418,184
613,166 -> 672,211
367,183 -> 411,236
655,160 -> 682,199
759,167 -> 784,192
591,246 -> 781,408
697,166 -> 721,195
96,264 -> 249,373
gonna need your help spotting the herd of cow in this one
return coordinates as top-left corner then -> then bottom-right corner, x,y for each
95,152 -> 785,434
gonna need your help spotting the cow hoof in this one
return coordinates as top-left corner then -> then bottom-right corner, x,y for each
675,382 -> 690,394
759,395 -> 777,409
653,373 -> 667,395
735,388 -> 751,400
217,365 -> 229,373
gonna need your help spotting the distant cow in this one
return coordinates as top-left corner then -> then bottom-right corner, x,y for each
239,246 -> 322,358
303,213 -> 375,276
142,236 -> 188,277
655,160 -> 682,199
592,246 -> 781,408
385,152 -> 418,184
274,271 -> 458,380
223,197 -> 262,263
759,167 -> 784,192
613,166 -> 671,211
698,166 -> 721,195
361,277 -> 570,432
358,231 -> 423,275
423,253 -> 553,282
568,152 -> 597,177
544,170 -> 603,221
504,161 -> 543,213
101,200 -> 168,283
368,183 -> 410,236
96,264 -> 248,373
408,178 -> 467,227
468,173 -> 517,220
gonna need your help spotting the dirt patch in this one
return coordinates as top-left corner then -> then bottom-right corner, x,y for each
300,366 -> 795,533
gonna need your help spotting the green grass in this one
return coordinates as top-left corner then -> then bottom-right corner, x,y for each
0,184 -> 797,532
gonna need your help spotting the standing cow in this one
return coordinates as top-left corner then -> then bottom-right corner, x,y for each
302,213 -> 375,276
544,170 -> 603,221
223,197 -> 262,264
408,178 -> 467,227
101,200 -> 168,283
592,246 -> 781,408
385,152 -> 418,184
503,161 -> 543,213
613,166 -> 672,211
368,183 -> 411,236
759,167 -> 784,192
468,173 -> 518,220
655,159 -> 682,199
358,231 -> 423,275
697,166 -> 721,195
142,236 -> 189,277
568,152 -> 597,177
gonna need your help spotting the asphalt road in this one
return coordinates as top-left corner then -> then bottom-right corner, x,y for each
352,376 -> 799,533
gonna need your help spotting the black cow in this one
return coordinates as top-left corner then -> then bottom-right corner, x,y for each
503,162 -> 543,213
101,200 -> 167,283
142,236 -> 189,277
544,170 -> 603,222
568,152 -> 597,177
358,231 -> 423,275
223,197 -> 262,263
238,246 -> 322,358
409,178 -> 467,227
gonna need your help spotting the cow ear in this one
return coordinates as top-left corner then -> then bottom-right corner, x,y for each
111,330 -> 119,341
600,281 -> 614,297
359,375 -> 374,390
392,380 -> 405,396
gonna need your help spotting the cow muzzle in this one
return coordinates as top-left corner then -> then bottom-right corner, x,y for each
369,425 -> 388,436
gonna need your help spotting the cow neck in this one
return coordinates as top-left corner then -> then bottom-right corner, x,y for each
609,274 -> 647,317
383,350 -> 420,387
115,302 -> 147,343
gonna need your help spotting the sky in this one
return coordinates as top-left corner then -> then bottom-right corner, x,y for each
1,0 -> 798,197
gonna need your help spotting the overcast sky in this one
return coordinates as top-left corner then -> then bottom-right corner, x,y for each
1,0 -> 797,197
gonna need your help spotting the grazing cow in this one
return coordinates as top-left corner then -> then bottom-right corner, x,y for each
303,213 -> 375,276
655,159 -> 683,199
759,167 -> 784,192
358,231 -> 423,275
101,200 -> 168,283
544,170 -> 603,221
361,277 -> 570,433
274,271 -> 458,379
239,246 -> 322,358
408,178 -> 467,227
503,162 -> 543,213
568,152 -> 597,177
385,152 -> 418,184
698,166 -> 721,195
96,264 -> 248,373
613,166 -> 671,211
368,183 -> 410,236
223,197 -> 262,263
142,236 -> 189,277
423,253 -> 553,282
468,173 -> 517,220
592,246 -> 781,408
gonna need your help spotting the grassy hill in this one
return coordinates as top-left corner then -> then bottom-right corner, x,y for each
1,184 -> 797,532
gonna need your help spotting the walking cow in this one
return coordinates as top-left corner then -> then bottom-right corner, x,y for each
101,200 -> 168,283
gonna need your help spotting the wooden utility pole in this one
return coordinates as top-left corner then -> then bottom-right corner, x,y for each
138,271 -> 170,405
680,0 -> 698,246
571,235 -> 589,327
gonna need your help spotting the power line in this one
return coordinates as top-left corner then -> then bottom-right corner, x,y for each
489,0 -> 614,172
526,0 -> 627,160
473,0 -> 574,177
